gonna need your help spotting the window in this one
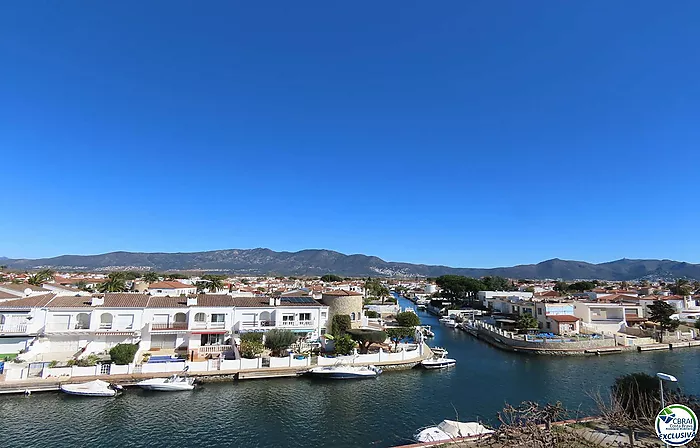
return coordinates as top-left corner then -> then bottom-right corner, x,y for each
75,313 -> 90,329
546,322 -> 551,329
282,314 -> 294,322
194,312 -> 206,322
116,314 -> 134,330
298,313 -> 312,322
211,314 -> 225,323
321,312 -> 327,319
100,313 -> 113,329
537,308 -> 542,315
351,312 -> 356,321
201,334 -> 225,345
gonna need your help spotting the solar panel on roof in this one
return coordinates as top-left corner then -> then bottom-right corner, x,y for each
281,296 -> 316,303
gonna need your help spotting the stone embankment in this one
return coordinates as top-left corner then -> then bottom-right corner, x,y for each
460,321 -> 700,356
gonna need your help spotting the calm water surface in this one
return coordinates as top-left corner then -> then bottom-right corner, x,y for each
2,296 -> 698,448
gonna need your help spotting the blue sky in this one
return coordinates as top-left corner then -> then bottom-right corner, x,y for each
1,1 -> 699,268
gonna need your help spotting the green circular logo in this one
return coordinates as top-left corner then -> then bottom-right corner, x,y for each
655,404 -> 698,446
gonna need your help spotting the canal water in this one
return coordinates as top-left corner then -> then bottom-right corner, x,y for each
1,295 -> 698,448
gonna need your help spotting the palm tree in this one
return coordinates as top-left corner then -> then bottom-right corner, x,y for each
198,275 -> 224,293
98,272 -> 127,293
142,272 -> 160,283
27,269 -> 54,286
672,278 -> 691,296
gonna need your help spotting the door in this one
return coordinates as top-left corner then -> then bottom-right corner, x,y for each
150,334 -> 177,349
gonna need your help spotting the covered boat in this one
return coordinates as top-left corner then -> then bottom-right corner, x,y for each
60,380 -> 123,397
307,364 -> 382,379
414,420 -> 493,443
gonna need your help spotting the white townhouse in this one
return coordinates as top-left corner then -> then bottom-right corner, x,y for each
573,301 -> 645,334
0,293 -> 328,362
147,281 -> 198,297
232,296 -> 328,339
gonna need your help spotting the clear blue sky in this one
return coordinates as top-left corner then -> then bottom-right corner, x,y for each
1,1 -> 699,268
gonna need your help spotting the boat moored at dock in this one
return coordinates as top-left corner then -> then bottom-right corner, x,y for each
306,364 -> 382,379
414,420 -> 493,443
60,380 -> 123,397
421,355 -> 457,370
137,367 -> 195,391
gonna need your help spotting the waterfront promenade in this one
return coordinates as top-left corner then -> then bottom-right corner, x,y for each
0,344 -> 430,394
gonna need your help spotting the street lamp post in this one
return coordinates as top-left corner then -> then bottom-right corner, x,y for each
657,372 -> 678,448
656,372 -> 678,410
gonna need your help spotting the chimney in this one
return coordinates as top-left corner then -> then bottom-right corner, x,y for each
269,297 -> 275,306
275,297 -> 281,306
187,296 -> 198,306
91,296 -> 104,306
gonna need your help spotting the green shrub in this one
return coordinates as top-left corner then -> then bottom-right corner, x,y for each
240,340 -> 264,358
330,314 -> 352,337
395,311 -> 420,327
264,329 -> 298,356
109,343 -> 139,365
241,332 -> 264,343
334,334 -> 356,355
347,329 -> 387,354
365,310 -> 379,318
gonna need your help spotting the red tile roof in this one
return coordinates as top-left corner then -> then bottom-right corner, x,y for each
0,293 -> 57,308
148,281 -> 195,289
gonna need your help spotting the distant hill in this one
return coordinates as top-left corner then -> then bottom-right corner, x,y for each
3,249 -> 700,280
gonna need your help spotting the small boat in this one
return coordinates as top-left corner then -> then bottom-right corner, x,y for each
307,364 -> 382,379
430,346 -> 448,357
137,367 -> 195,391
421,355 -> 457,370
414,420 -> 493,443
419,326 -> 435,338
60,380 -> 123,397
439,317 -> 452,324
444,320 -> 458,328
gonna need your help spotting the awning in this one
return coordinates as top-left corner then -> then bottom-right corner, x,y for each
192,331 -> 228,335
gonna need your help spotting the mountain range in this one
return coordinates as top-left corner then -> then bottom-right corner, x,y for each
2,249 -> 700,280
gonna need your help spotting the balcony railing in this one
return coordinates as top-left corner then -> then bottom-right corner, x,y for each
0,323 -> 28,333
281,320 -> 315,327
151,322 -> 189,331
192,321 -> 227,330
198,345 -> 233,354
45,323 -> 91,332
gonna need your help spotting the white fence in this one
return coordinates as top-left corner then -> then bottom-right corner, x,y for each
2,346 -> 419,382
317,347 -> 421,366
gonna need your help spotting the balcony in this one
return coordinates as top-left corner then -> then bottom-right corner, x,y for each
192,321 -> 227,330
0,323 -> 28,334
198,345 -> 233,355
281,320 -> 315,328
242,320 -> 275,328
151,322 -> 189,331
45,323 -> 91,332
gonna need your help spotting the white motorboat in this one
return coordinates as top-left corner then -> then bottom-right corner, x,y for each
421,355 -> 457,369
137,375 -> 195,391
307,364 -> 382,379
414,420 -> 493,443
137,367 -> 195,391
60,380 -> 123,397
419,325 -> 435,338
438,316 -> 452,324
444,320 -> 458,328
430,346 -> 448,357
